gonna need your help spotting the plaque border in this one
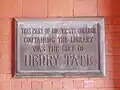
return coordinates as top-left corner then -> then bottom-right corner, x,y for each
14,17 -> 106,78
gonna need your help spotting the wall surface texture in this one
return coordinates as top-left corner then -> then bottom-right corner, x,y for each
0,0 -> 120,90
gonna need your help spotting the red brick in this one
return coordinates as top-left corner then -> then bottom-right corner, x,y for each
23,0 -> 47,17
107,40 -> 120,50
94,80 -> 104,88
107,34 -> 120,41
108,25 -> 120,32
0,0 -> 22,18
0,43 -> 11,54
62,79 -> 74,90
74,0 -> 97,16
90,77 -> 107,80
0,19 -> 12,43
5,74 -> 12,81
0,74 -> 5,81
0,19 -> 12,74
105,30 -> 109,42
0,36 -> 10,44
32,81 -> 42,89
105,25 -> 120,43
112,17 -> 120,25
21,81 -> 31,90
110,72 -> 120,79
28,78 -> 46,82
12,78 -> 27,82
73,80 -> 83,88
104,80 -> 114,88
70,78 -> 89,81
105,30 -> 120,40
106,32 -> 120,40
53,79 -> 62,89
107,62 -> 120,71
98,0 -> 112,16
106,55 -> 120,64
0,45 -> 11,74
78,88 -> 98,90
98,88 -> 118,90
111,0 -> 120,16
106,61 -> 113,71
114,80 -> 120,87
105,25 -> 109,32
43,80 -> 52,89
107,39 -> 120,48
0,50 -> 11,74
11,80 -> 22,90
83,80 -> 94,88
48,0 -> 73,17
104,17 -> 113,25
0,81 -> 11,90
107,47 -> 120,55
106,55 -> 113,64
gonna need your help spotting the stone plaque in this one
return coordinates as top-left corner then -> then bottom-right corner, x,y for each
14,18 -> 105,77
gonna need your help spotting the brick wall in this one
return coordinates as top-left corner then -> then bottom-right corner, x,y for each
0,0 -> 120,90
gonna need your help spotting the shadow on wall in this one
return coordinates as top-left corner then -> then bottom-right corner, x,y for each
11,19 -> 15,77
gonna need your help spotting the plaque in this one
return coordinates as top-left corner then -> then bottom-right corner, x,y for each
14,18 -> 105,77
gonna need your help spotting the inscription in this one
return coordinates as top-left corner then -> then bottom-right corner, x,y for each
24,54 -> 94,67
21,25 -> 96,35
24,54 -> 58,67
65,54 -> 94,66
21,24 -> 97,68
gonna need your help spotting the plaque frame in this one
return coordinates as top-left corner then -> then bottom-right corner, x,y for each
14,17 -> 106,77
